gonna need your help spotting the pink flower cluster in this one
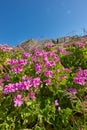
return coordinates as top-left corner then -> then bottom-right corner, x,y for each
12,66 -> 23,73
58,47 -> 67,55
46,60 -> 56,68
8,59 -> 18,65
44,70 -> 53,78
74,42 -> 85,48
63,42 -> 73,48
3,77 -> 41,94
73,67 -> 87,85
63,41 -> 85,49
67,88 -> 77,95
31,49 -> 64,89
32,49 -> 60,75
0,44 -> 12,51
44,79 -> 50,86
7,59 -> 27,73
3,76 -> 41,106
8,59 -> 27,66
13,94 -> 23,107
32,49 -> 58,64
22,52 -> 32,58
32,49 -> 61,89
45,43 -> 53,48
35,62 -> 41,74
47,51 -> 57,59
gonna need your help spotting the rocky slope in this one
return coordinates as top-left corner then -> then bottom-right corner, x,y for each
14,35 -> 87,52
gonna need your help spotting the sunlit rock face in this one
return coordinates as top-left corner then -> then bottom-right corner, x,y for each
16,35 -> 80,52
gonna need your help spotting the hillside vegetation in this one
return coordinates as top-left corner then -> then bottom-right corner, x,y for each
0,37 -> 87,130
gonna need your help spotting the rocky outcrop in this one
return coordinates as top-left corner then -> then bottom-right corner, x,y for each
16,35 -> 82,52
51,35 -> 80,44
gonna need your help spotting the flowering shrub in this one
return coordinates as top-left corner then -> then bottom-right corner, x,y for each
0,39 -> 87,130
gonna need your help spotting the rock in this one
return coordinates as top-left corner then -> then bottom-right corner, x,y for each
64,36 -> 70,43
52,39 -> 58,44
57,37 -> 65,43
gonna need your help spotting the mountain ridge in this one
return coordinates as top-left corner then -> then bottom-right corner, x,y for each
13,35 -> 87,52
17,35 -> 81,52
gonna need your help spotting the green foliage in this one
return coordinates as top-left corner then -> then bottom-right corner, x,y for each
0,39 -> 87,129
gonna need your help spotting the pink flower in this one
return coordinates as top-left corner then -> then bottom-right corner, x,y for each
0,44 -> 12,51
35,62 -> 41,74
44,79 -> 50,86
47,51 -> 56,58
73,67 -> 87,85
46,61 -> 55,67
44,70 -> 53,78
77,67 -> 83,77
7,59 -> 18,65
56,69 -> 60,73
60,75 -> 66,80
22,75 -> 28,81
58,47 -> 67,55
18,59 -> 27,65
32,55 -> 37,61
74,77 -> 86,85
45,43 -> 53,48
43,55 -> 48,63
83,69 -> 87,78
32,77 -> 41,88
67,88 -> 77,95
12,66 -> 23,73
34,50 -> 42,57
22,52 -> 31,58
29,91 -> 36,100
54,99 -> 59,106
16,82 -> 23,90
58,106 -> 61,111
27,78 -> 33,87
13,94 -> 23,107
74,42 -> 85,48
3,83 -> 16,94
22,81 -> 29,90
2,75 -> 9,82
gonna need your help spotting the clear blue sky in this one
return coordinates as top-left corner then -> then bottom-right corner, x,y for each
0,0 -> 87,46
